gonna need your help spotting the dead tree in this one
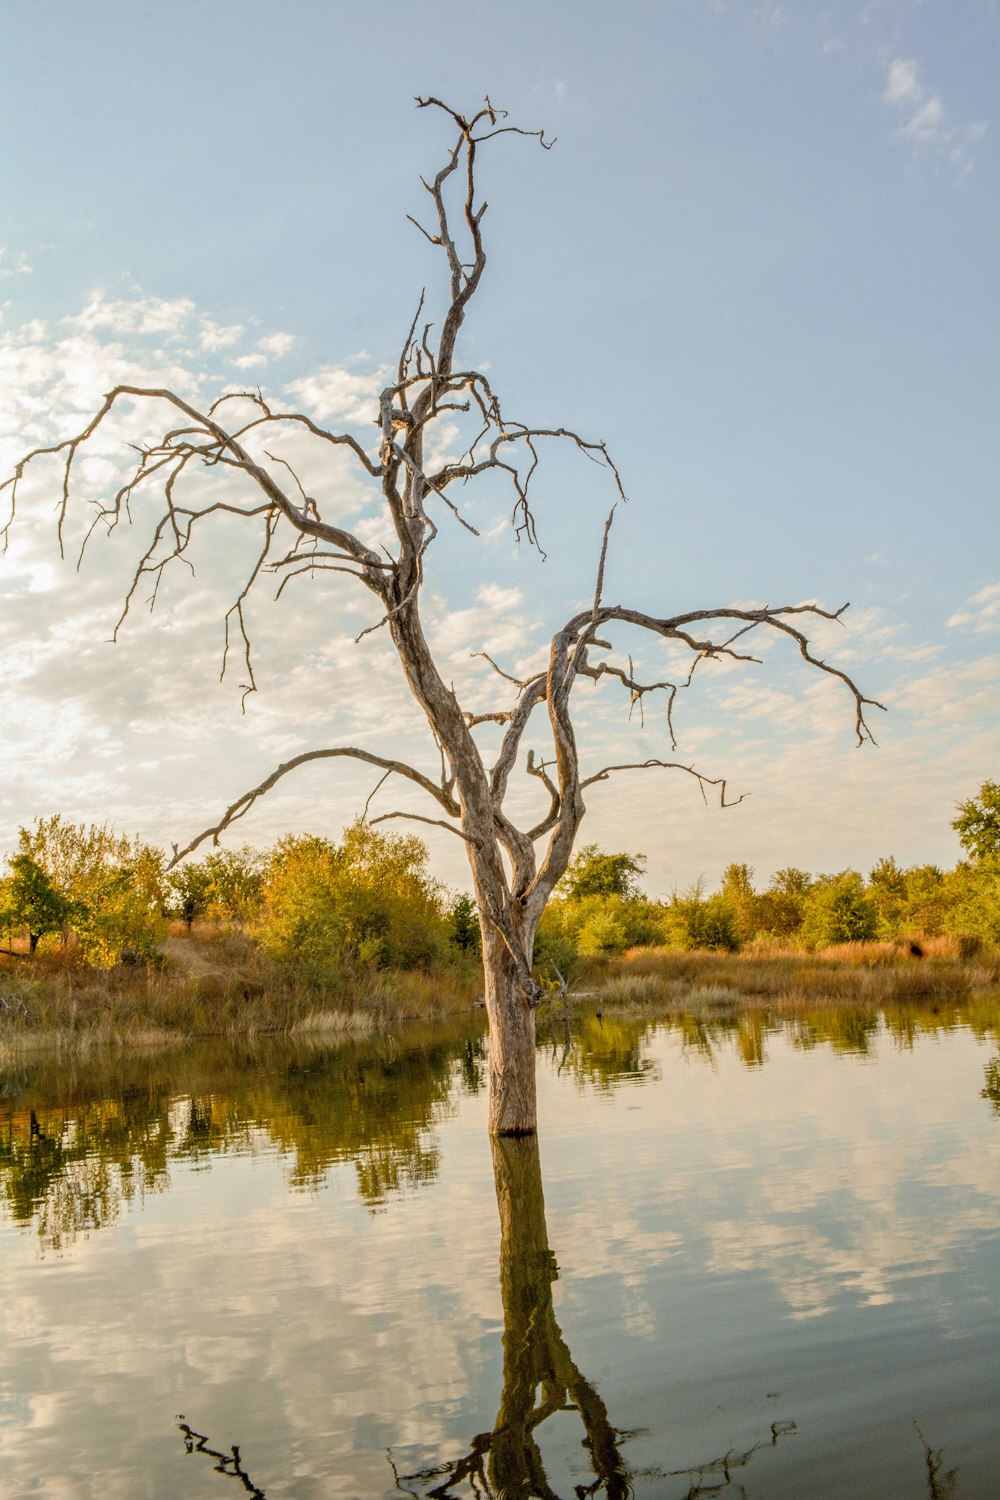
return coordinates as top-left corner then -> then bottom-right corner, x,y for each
1,98 -> 882,1136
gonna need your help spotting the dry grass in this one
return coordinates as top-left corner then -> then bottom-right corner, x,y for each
3,928 -> 996,1052
0,928 -> 479,1049
593,943 -> 998,1016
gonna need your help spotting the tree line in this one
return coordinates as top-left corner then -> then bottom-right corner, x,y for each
0,815 -> 474,973
536,781 -> 999,968
1,783 -> 996,975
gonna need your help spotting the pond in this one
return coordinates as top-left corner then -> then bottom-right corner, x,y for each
2,1000 -> 998,1498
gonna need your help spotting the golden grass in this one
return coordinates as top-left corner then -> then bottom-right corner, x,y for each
0,929 -> 479,1048
595,943 -> 998,1015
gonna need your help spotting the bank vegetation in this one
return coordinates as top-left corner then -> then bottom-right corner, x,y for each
1,783 -> 998,1046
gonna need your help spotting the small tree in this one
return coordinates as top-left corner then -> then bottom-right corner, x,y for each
0,855 -> 75,954
662,881 -> 741,951
165,861 -> 215,932
2,100 -> 880,1132
168,846 -> 265,928
943,858 -> 1000,945
16,817 -> 166,965
449,893 -> 481,955
753,867 -> 813,943
952,781 -> 1000,862
258,823 -> 447,972
560,845 -> 647,902
868,855 -> 907,937
720,862 -> 759,943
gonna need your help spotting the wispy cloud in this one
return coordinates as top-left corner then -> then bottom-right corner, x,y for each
0,247 -> 32,279
946,583 -> 1000,634
64,291 -> 197,339
230,331 -> 297,369
751,3 -> 785,28
882,56 -> 987,179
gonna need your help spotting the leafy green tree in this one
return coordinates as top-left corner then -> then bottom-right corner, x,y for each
166,846 -> 264,928
800,870 -> 877,948
751,867 -> 812,942
575,905 -> 629,957
15,817 -> 166,965
952,781 -> 1000,862
200,847 -> 265,922
898,864 -> 948,936
868,856 -> 907,937
165,861 -> 215,931
256,835 -> 344,966
943,857 -> 1000,945
535,890 -> 664,969
0,855 -> 75,954
719,862 -> 759,942
870,859 -> 949,939
560,845 -> 646,901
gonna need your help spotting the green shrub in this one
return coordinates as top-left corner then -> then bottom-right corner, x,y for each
256,823 -> 448,973
801,870 -> 878,948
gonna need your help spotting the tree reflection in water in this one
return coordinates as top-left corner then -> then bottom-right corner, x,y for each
394,1135 -> 796,1500
397,1135 -> 633,1499
176,1133 -> 795,1499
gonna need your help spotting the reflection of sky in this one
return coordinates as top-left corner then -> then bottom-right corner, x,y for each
1,1022 -> 998,1499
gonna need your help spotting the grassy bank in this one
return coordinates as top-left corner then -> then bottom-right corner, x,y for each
0,923 -> 480,1050
1,927 -> 997,1053
586,937 -> 998,1014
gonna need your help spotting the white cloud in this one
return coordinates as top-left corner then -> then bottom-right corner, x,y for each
883,57 -> 922,108
897,94 -> 946,145
283,364 -> 384,425
946,583 -> 1000,634
882,56 -> 987,178
197,320 -> 245,353
230,331 -> 297,369
64,291 -> 197,339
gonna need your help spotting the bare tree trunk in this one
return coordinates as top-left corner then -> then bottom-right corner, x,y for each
481,926 -> 538,1136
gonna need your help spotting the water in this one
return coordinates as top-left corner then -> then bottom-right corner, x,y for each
1,1002 -> 998,1498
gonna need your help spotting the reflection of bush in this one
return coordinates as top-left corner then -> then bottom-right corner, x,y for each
0,1018 -> 487,1249
4,987 -> 997,1252
982,1055 -> 1000,1114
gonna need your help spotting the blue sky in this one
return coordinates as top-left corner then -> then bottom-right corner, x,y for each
1,0 -> 996,896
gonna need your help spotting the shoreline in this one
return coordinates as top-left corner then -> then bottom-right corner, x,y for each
1,940 -> 997,1056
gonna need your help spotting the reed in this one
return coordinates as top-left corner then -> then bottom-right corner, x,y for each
594,944 -> 998,1013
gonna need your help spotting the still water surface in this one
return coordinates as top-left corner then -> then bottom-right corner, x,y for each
2,1003 -> 998,1498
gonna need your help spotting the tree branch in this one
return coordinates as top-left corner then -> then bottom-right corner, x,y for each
581,759 -> 748,807
169,746 -> 459,865
563,601 -> 886,747
369,810 -> 480,844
